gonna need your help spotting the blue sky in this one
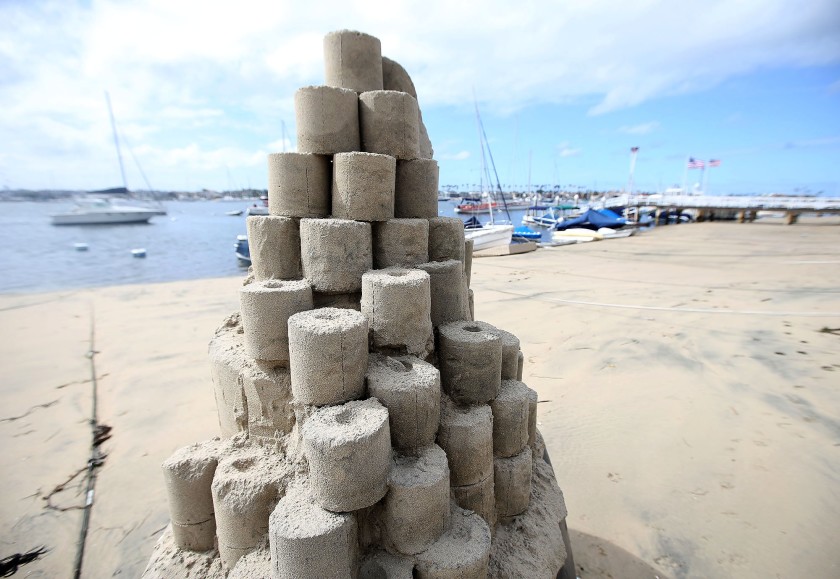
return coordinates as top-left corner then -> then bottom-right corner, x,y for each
1,0 -> 838,195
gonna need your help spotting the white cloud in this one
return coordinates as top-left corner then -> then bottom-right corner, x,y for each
1,0 -> 839,189
618,122 -> 660,135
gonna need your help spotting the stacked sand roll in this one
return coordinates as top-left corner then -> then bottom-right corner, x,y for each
144,29 -> 568,579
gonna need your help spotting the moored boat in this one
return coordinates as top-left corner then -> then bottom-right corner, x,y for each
465,223 -> 514,251
551,228 -> 604,243
454,198 -> 497,214
51,197 -> 159,225
234,235 -> 251,266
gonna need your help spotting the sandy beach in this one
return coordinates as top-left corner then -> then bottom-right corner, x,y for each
2,217 -> 839,578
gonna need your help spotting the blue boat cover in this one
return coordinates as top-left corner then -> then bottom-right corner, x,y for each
555,209 -> 627,231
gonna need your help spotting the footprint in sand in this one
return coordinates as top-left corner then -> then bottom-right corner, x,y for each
607,472 -> 622,483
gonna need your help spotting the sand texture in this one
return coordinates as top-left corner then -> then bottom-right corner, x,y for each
1,218 -> 839,577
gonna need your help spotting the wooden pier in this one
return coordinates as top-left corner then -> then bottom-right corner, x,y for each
605,194 -> 840,225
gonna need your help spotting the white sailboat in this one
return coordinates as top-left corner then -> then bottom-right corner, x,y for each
50,92 -> 163,226
463,99 -> 513,252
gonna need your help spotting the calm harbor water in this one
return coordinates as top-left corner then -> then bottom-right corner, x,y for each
0,199 -> 542,294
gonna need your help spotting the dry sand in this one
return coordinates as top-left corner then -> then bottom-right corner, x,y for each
1,217 -> 838,578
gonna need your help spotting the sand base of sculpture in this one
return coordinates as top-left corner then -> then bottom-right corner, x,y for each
143,434 -> 566,578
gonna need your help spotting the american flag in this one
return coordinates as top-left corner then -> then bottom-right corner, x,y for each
708,159 -> 721,167
687,157 -> 705,169
630,146 -> 639,153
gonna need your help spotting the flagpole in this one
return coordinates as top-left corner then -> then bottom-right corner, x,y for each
682,156 -> 689,194
628,147 -> 638,196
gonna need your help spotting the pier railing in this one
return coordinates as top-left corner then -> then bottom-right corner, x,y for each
604,194 -> 840,213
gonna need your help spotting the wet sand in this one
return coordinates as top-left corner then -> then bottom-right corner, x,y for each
1,217 -> 838,578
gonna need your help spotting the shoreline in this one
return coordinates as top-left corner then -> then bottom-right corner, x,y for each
1,219 -> 838,578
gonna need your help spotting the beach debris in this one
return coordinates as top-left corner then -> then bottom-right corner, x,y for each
0,399 -> 58,423
143,29 -> 571,579
130,248 -> 146,258
0,546 -> 48,577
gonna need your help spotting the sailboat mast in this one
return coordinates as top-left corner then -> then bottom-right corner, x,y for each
105,91 -> 128,192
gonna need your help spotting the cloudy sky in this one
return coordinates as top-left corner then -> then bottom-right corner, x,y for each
1,0 -> 839,195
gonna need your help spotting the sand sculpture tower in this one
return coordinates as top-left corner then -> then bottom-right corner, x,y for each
143,30 -> 569,578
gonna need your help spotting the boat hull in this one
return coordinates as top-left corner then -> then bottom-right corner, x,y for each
51,211 -> 156,225
465,224 -> 514,251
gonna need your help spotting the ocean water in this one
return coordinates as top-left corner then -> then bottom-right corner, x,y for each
0,199 -> 543,294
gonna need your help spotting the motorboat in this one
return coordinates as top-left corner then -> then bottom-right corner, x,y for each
455,199 -> 497,214
235,235 -> 251,266
51,197 -> 159,225
522,204 -> 579,228
247,195 -> 269,216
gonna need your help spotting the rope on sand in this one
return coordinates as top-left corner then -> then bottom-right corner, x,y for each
72,305 -> 110,579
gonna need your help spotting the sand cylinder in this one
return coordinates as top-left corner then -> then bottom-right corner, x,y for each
490,379 -> 531,458
161,442 -> 218,551
245,216 -> 302,281
300,218 -> 372,294
517,350 -> 524,381
394,159 -> 439,218
496,329 -> 520,380
366,354 -> 440,450
451,474 -> 495,531
383,445 -> 450,555
287,307 -> 368,406
494,446 -> 533,518
464,238 -> 474,286
302,398 -> 391,512
312,291 -> 361,311
267,152 -> 331,218
269,489 -> 358,578
437,320 -> 502,405
372,218 -> 429,268
332,151 -> 396,222
381,56 -> 417,98
360,550 -> 415,579
239,279 -> 313,362
242,362 -> 295,439
418,111 -> 434,160
416,260 -> 470,327
428,217 -> 466,263
413,506 -> 491,579
527,386 -> 538,448
437,397 -> 493,486
361,268 -> 433,356
359,90 -> 420,160
295,85 -> 360,154
323,30 -> 383,93
212,452 -> 279,568
208,314 -> 249,437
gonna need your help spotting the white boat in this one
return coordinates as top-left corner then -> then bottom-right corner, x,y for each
465,223 -> 514,251
51,197 -> 159,225
551,228 -> 604,243
597,227 -> 635,239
